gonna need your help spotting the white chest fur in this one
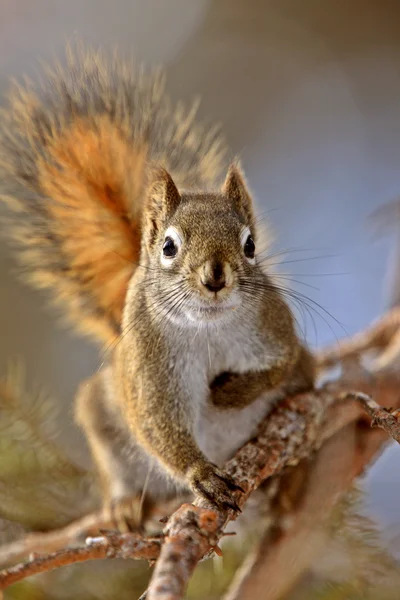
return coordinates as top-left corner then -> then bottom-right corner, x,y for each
174,315 -> 275,466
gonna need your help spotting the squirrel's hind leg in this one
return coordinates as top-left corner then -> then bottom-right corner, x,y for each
74,367 -> 153,532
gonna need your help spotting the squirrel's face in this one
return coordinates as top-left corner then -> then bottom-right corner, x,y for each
142,164 -> 263,326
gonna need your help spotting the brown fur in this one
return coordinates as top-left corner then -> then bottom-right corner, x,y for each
39,117 -> 145,337
0,46 -> 315,529
100,167 -> 315,517
0,44 -> 227,344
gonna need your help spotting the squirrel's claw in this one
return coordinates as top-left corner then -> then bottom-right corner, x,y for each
189,463 -> 244,514
215,473 -> 245,494
222,500 -> 242,514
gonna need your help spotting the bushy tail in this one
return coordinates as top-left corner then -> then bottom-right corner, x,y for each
0,44 -> 227,345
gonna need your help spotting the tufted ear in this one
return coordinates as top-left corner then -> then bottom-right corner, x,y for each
143,167 -> 181,249
223,161 -> 255,228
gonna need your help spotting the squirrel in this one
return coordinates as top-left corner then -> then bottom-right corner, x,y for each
0,45 -> 316,529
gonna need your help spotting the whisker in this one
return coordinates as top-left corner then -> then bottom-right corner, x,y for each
238,275 -> 345,342
99,279 -> 188,364
259,254 -> 340,267
271,275 -> 320,292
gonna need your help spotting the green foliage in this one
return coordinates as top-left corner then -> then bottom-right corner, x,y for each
0,362 -> 99,530
0,518 -> 26,547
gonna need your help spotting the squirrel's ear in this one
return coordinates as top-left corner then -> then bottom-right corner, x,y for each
223,162 -> 255,227
148,166 -> 181,216
144,167 -> 181,248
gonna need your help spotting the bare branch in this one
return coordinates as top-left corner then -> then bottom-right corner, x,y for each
0,497 -> 183,569
344,391 -> 400,444
0,531 -> 161,590
0,509 -> 108,569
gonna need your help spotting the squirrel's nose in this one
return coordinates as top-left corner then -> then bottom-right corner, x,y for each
201,261 -> 226,293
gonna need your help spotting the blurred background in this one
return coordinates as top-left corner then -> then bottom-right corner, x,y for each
1,1 -> 400,598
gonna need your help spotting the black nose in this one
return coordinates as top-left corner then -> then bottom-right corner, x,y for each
203,262 -> 226,292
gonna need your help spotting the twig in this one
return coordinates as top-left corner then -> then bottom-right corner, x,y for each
0,509 -> 108,569
0,531 -> 161,590
0,498 -> 183,568
344,391 -> 400,444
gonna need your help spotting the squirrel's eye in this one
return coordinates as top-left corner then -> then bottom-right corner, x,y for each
162,236 -> 177,258
244,235 -> 255,260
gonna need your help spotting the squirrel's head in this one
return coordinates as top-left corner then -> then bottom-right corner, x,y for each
141,163 -> 264,326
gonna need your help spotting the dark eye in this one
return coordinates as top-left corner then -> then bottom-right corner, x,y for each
162,236 -> 177,258
244,235 -> 255,259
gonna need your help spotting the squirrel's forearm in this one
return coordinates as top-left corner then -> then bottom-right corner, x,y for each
130,391 -> 208,481
209,362 -> 289,409
125,385 -> 245,511
117,312 -> 210,481
210,343 -> 315,409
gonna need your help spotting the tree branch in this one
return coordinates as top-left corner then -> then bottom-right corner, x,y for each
345,391 -> 400,444
2,309 -> 400,597
0,531 -> 161,589
0,497 -> 183,569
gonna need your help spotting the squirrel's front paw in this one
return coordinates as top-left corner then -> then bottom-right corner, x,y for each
188,462 -> 244,513
106,494 -> 150,533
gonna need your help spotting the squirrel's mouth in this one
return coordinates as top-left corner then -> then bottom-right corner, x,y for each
183,297 -> 240,324
195,306 -> 229,318
196,305 -> 233,314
